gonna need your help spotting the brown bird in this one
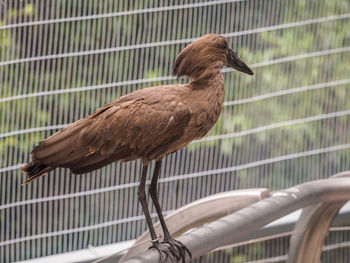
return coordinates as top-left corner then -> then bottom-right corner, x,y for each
21,34 -> 253,262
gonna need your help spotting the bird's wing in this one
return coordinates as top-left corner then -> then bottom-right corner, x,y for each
32,87 -> 191,173
77,92 -> 191,159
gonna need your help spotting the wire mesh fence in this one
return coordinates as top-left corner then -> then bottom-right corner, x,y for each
0,0 -> 349,262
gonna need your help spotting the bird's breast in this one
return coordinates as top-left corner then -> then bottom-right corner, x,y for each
193,101 -> 223,138
184,79 -> 225,140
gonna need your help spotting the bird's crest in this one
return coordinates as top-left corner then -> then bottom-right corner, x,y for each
172,34 -> 228,79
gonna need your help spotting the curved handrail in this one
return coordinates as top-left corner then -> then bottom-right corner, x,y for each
121,175 -> 350,263
287,171 -> 350,263
95,189 -> 269,263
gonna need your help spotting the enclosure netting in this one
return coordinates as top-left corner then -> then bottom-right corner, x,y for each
0,0 -> 350,262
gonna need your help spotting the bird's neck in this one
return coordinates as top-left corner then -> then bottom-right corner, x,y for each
188,66 -> 224,89
187,68 -> 225,111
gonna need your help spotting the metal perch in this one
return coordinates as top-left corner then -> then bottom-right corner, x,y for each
118,173 -> 350,263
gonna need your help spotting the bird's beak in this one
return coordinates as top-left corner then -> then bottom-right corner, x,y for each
226,49 -> 254,75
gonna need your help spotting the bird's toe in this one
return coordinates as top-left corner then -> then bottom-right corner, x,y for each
151,238 -> 191,263
165,238 -> 192,262
151,242 -> 176,263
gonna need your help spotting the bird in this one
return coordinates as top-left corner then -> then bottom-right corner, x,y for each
21,34 -> 253,262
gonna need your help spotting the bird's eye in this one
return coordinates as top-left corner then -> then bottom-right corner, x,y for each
222,44 -> 227,50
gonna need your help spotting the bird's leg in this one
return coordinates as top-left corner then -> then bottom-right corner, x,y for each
138,164 -> 176,263
138,164 -> 174,263
149,160 -> 192,263
149,160 -> 171,238
138,165 -> 158,244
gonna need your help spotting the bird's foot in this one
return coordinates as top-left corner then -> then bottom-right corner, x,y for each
164,237 -> 192,263
151,237 -> 192,263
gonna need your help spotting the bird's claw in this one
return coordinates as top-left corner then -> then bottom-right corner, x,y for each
164,237 -> 192,262
151,238 -> 192,263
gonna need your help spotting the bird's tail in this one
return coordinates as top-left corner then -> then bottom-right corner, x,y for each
21,161 -> 54,185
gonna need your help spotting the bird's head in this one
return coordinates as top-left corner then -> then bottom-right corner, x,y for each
172,34 -> 253,79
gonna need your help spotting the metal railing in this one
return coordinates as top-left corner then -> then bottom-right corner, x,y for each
99,172 -> 350,263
